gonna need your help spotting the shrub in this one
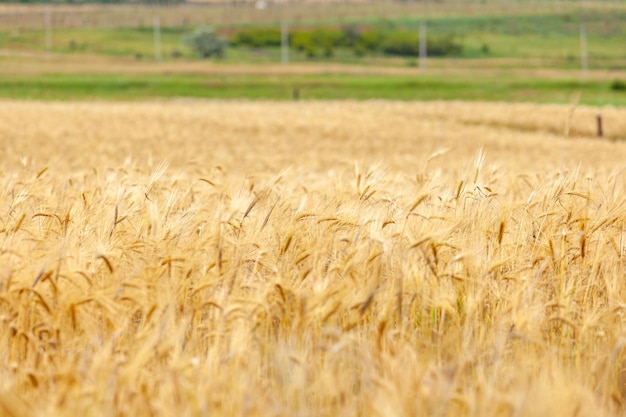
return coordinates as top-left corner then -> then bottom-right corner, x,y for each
380,30 -> 463,57
428,35 -> 463,57
342,25 -> 360,47
611,80 -> 626,91
358,29 -> 385,51
381,31 -> 420,56
224,24 -> 463,60
183,26 -> 227,59
311,28 -> 344,49
291,31 -> 319,58
291,31 -> 314,52
230,27 -> 282,48
353,43 -> 368,57
301,44 -> 317,58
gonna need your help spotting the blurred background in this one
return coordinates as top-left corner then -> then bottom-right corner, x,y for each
0,0 -> 625,104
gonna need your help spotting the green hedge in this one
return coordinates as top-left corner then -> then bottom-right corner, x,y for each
381,31 -> 463,57
229,27 -> 282,48
227,26 -> 463,58
381,31 -> 420,56
357,29 -> 385,51
428,35 -> 463,56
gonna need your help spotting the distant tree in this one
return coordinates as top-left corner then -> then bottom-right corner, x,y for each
183,26 -> 227,59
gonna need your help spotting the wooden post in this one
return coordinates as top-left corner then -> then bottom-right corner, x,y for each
596,113 -> 603,138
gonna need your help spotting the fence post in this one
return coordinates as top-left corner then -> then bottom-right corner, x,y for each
596,113 -> 603,138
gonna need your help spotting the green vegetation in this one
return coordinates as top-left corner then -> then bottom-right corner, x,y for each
2,7 -> 625,68
228,25 -> 463,59
183,26 -> 227,59
217,8 -> 626,64
229,27 -> 282,48
1,4 -> 625,105
0,26 -> 193,59
380,31 -> 422,57
1,72 -> 625,105
612,80 -> 626,91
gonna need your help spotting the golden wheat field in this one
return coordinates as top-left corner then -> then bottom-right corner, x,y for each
2,99 -> 626,417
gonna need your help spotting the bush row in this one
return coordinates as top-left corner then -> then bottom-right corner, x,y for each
228,26 -> 463,58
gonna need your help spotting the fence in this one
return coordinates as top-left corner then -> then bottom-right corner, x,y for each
0,0 -> 625,72
0,1 -> 599,30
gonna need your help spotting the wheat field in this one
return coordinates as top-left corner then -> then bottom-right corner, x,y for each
2,100 -> 626,416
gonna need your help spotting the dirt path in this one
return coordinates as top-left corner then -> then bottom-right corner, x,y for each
2,52 -> 626,80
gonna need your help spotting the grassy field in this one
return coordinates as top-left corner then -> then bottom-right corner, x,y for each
2,100 -> 626,416
0,48 -> 625,105
1,10 -> 626,65
0,70 -> 626,106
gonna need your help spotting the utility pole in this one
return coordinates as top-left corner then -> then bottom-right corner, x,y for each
579,23 -> 588,75
153,15 -> 162,62
281,21 -> 289,64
